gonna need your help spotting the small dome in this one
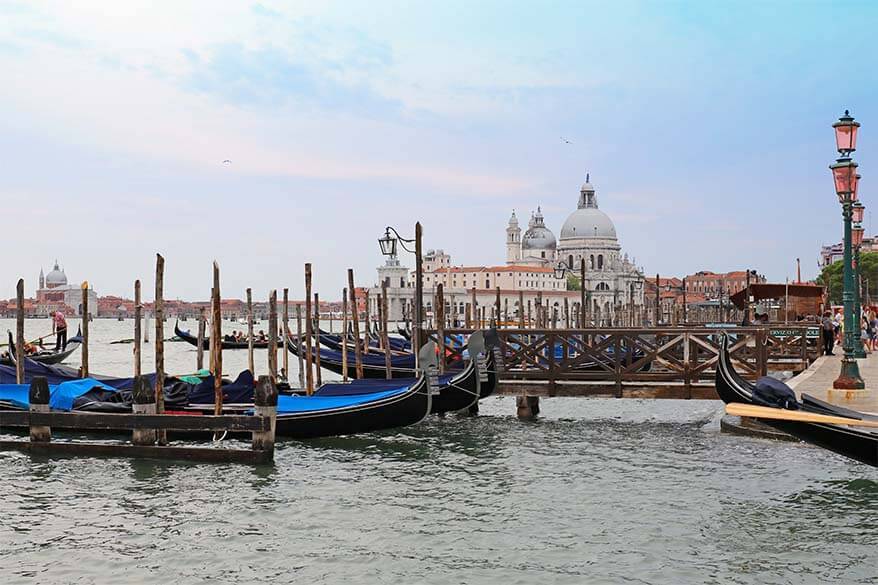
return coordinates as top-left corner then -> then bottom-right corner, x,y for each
522,207 -> 556,250
560,208 -> 617,240
45,260 -> 67,287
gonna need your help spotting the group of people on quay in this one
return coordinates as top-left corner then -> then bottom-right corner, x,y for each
820,308 -> 878,355
223,329 -> 269,343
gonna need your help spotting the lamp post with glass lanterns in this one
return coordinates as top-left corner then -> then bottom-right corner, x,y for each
853,202 -> 866,358
378,223 -> 424,364
830,110 -> 865,389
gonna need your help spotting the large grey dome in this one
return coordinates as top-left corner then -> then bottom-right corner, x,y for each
560,177 -> 617,240
560,208 -> 617,240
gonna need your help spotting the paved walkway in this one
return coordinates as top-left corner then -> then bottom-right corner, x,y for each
787,351 -> 878,414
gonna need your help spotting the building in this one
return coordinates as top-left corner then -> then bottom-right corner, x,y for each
820,235 -> 878,269
34,260 -> 98,317
370,174 -> 646,325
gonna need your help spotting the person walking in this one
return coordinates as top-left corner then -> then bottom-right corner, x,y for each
53,310 -> 68,351
821,311 -> 835,356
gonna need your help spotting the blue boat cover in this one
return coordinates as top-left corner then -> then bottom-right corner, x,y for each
0,378 -> 115,411
315,374 -> 450,396
276,387 -> 409,414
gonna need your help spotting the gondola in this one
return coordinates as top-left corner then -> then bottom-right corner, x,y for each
288,336 -> 421,378
316,329 -> 412,353
716,333 -> 877,467
174,321 -> 277,350
397,326 -> 412,341
2,330 -> 82,366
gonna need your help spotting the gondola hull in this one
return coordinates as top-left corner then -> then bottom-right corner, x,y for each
716,334 -> 877,467
3,331 -> 82,366
274,377 -> 430,439
175,322 -> 276,350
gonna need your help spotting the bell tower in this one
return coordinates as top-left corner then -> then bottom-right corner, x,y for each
506,210 -> 521,264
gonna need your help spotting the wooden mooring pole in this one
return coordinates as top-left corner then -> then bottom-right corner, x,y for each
196,307 -> 205,371
15,279 -> 24,384
81,281 -> 89,378
348,269 -> 364,379
436,284 -> 445,374
380,283 -> 392,379
134,280 -> 142,378
580,258 -> 587,328
282,288 -> 289,381
211,262 -> 223,415
132,376 -> 156,446
252,376 -> 278,454
268,290 -> 278,383
314,292 -> 322,387
304,263 -> 314,395
363,290 -> 370,354
29,377 -> 51,442
519,290 -> 525,328
246,288 -> 255,374
342,287 -> 349,383
295,304 -> 305,388
154,254 -> 164,419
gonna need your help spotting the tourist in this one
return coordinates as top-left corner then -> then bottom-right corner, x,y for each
821,311 -> 835,356
52,310 -> 68,351
869,312 -> 878,351
258,330 -> 267,342
833,310 -> 843,344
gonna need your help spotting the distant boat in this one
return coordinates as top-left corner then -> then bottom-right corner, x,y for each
2,330 -> 82,366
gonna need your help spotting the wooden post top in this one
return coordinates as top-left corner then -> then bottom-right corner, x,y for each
29,377 -> 50,405
254,375 -> 278,407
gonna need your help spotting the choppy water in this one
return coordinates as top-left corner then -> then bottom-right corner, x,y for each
1,320 -> 876,584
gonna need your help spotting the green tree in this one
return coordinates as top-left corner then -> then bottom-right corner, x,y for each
816,250 -> 878,305
566,274 -> 581,291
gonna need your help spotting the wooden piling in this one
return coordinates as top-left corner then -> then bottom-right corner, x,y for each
154,254 -> 164,418
131,376 -> 157,446
282,288 -> 289,381
246,288 -> 255,374
495,287 -> 501,327
15,279 -> 24,384
380,283 -> 392,379
580,258 -> 587,328
81,281 -> 89,378
196,307 -> 205,371
504,297 -> 509,327
29,377 -> 51,443
471,287 -> 477,329
211,262 -> 223,415
295,304 -> 305,388
252,375 -> 278,455
348,269 -> 364,379
268,290 -> 278,383
516,395 -> 540,419
313,292 -> 322,387
342,287 -> 349,383
134,280 -> 142,377
304,264 -> 314,395
363,290 -> 370,354
465,302 -> 471,328
518,290 -> 525,329
436,284 -> 445,374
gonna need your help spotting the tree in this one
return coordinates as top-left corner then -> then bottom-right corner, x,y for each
816,250 -> 878,306
566,274 -> 581,291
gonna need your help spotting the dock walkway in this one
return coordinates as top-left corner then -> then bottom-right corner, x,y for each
787,352 -> 878,414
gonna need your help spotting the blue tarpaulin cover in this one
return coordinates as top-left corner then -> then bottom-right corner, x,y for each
276,387 -> 409,414
0,378 -> 115,411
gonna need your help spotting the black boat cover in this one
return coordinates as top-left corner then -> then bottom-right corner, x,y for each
752,377 -> 800,410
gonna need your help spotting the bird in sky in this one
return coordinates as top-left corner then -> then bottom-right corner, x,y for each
560,137 -> 572,144
222,159 -> 232,165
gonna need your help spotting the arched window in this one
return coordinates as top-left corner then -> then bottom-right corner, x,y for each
590,255 -> 595,269
568,254 -> 574,268
596,282 -> 610,291
598,254 -> 604,270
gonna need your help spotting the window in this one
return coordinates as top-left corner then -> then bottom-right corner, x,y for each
399,277 -> 405,287
541,251 -> 546,258
590,255 -> 595,269
485,279 -> 490,288
568,254 -> 574,268
598,255 -> 604,270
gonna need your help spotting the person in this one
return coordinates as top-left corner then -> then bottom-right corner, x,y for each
258,329 -> 267,342
833,310 -> 843,344
869,312 -> 878,352
53,310 -> 68,351
821,311 -> 835,356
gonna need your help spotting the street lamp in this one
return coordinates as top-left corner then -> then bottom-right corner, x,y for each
853,213 -> 867,358
378,223 -> 424,361
830,110 -> 865,390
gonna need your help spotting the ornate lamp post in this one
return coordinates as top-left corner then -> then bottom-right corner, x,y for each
379,223 -> 424,363
853,200 -> 866,358
830,110 -> 864,389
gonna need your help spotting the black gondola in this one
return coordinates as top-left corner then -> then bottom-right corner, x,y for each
288,336 -> 421,378
175,321 -> 277,350
2,330 -> 82,366
716,333 -> 877,467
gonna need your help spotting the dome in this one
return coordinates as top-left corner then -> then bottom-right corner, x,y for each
560,208 -> 617,240
560,176 -> 617,240
45,260 -> 67,287
522,207 -> 556,250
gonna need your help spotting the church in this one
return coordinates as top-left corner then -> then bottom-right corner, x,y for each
505,176 -> 646,319
36,260 -> 98,317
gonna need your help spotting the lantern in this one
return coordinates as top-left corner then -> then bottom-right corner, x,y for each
553,263 -> 566,280
830,158 -> 859,202
832,110 -> 860,154
853,224 -> 865,247
853,202 -> 865,224
377,228 -> 397,256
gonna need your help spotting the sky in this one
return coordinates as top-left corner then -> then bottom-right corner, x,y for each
2,0 -> 877,302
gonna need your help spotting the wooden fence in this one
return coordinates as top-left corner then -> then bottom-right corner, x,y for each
426,325 -> 819,399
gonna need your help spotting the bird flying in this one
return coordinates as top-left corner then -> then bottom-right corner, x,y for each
560,137 -> 572,144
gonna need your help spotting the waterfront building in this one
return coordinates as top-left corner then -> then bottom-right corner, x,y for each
820,235 -> 878,268
34,260 -> 98,317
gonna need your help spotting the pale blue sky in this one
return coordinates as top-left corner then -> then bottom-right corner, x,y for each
1,1 -> 876,301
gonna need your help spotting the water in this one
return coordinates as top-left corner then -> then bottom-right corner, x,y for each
1,320 -> 876,584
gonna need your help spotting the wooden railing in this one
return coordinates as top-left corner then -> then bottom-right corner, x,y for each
425,325 -> 819,399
